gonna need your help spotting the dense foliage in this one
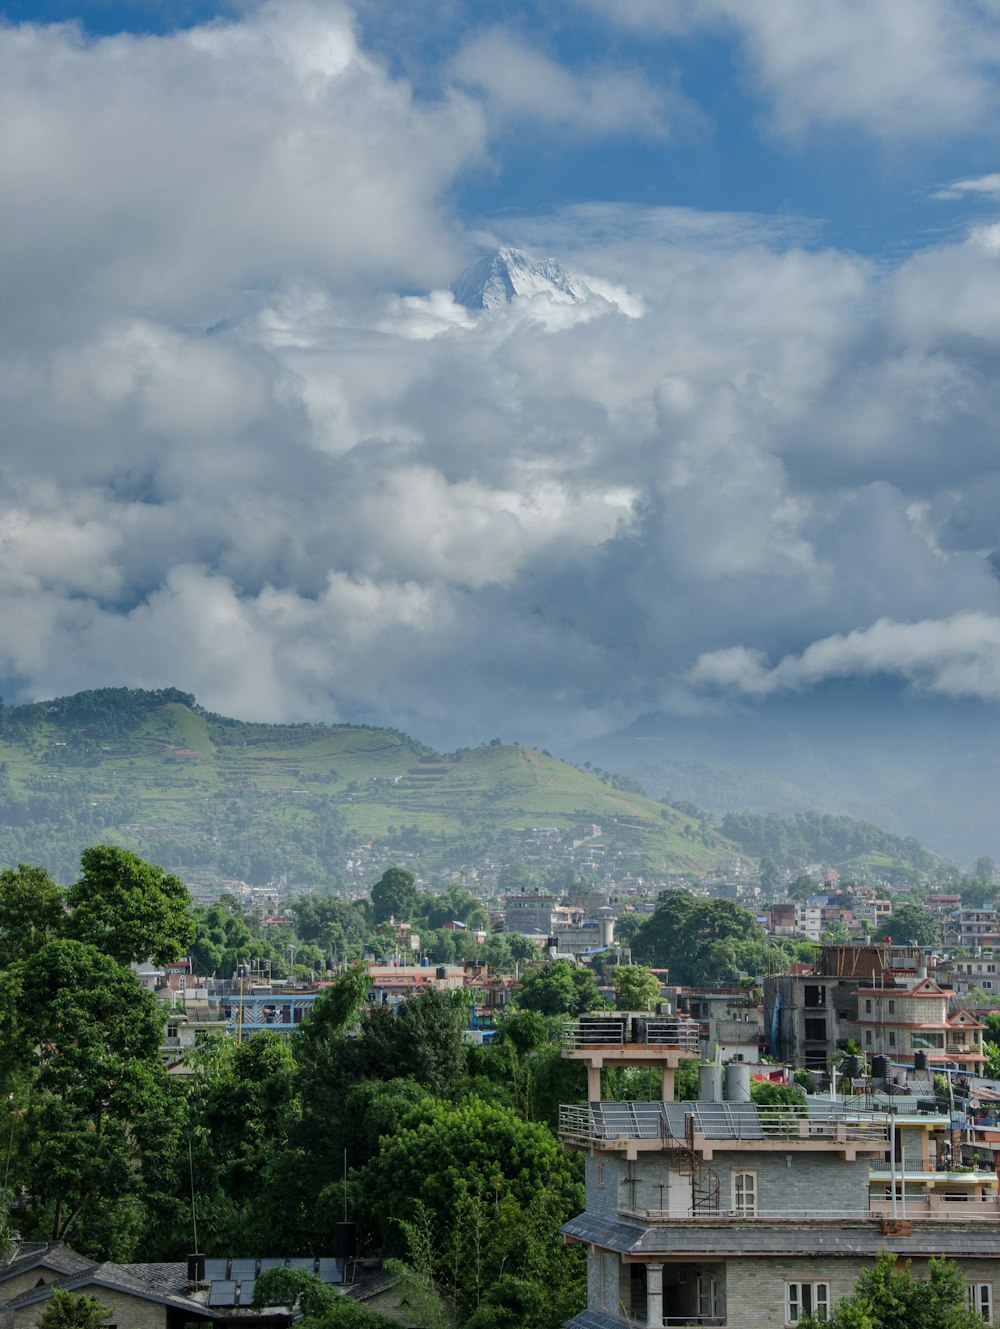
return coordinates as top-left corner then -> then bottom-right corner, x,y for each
0,850 -> 590,1329
631,889 -> 781,985
719,809 -> 941,876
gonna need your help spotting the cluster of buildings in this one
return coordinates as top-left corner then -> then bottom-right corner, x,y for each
558,976 -> 1000,1329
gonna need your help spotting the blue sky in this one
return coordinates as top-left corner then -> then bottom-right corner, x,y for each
8,0 -> 1000,257
3,0 -> 1000,782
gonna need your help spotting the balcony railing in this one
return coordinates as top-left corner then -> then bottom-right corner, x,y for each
562,1015 -> 700,1053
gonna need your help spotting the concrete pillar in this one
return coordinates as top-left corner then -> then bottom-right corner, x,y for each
661,1065 -> 675,1101
646,1262 -> 663,1328
588,1064 -> 602,1101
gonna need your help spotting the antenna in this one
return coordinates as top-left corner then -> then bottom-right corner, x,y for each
188,1136 -> 199,1256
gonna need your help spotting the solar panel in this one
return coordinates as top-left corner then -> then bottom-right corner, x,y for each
230,1259 -> 257,1280
203,1260 -> 229,1282
238,1280 -> 255,1306
317,1258 -> 343,1285
208,1281 -> 237,1307
258,1258 -> 284,1272
289,1257 -> 315,1271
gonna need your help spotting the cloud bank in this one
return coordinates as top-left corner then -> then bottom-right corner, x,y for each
4,2 -> 1000,748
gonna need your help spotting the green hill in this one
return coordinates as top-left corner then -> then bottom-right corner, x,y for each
0,688 -> 737,885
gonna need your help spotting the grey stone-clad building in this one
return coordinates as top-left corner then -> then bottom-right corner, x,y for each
558,1016 -> 1000,1329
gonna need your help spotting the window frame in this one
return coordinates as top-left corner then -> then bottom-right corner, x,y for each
967,1282 -> 993,1320
786,1280 -> 830,1324
732,1169 -> 758,1217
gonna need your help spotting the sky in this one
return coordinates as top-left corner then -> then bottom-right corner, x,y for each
5,0 -> 1000,750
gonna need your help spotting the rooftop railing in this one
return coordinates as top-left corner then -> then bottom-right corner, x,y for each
562,1015 -> 700,1053
558,1102 -> 890,1148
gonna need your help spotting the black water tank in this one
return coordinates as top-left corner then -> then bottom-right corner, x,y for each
871,1055 -> 889,1079
842,1055 -> 861,1078
335,1222 -> 358,1259
436,966 -> 447,980
914,1051 -> 929,1071
186,1254 -> 205,1283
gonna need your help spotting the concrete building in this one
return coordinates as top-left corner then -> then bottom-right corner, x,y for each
557,1019 -> 1000,1329
504,890 -> 559,936
763,944 -> 983,1073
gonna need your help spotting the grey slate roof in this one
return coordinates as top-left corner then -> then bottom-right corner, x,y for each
562,1214 -> 1000,1259
564,1311 -> 628,1329
0,1260 -> 216,1317
0,1244 -> 97,1286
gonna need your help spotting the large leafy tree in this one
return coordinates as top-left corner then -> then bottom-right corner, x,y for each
0,938 -> 179,1256
0,864 -> 65,969
66,844 -> 194,965
370,867 -> 418,924
632,890 -> 772,986
612,964 -> 662,1011
874,903 -> 940,948
358,1098 -> 584,1325
512,960 -> 604,1016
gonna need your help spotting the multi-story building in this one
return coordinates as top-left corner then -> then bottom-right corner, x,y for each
764,945 -> 985,1073
504,890 -> 559,936
944,909 -> 1000,950
558,1017 -> 1000,1329
854,976 -> 986,1071
936,953 -> 1000,996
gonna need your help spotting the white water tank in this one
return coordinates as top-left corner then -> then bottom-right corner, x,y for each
725,1061 -> 752,1102
699,1063 -> 723,1101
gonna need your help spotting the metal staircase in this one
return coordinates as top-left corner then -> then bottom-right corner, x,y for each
658,1111 -> 721,1215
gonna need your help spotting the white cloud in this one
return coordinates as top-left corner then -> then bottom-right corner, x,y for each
0,2 -> 485,334
690,613 -> 1000,701
449,27 -> 686,138
931,172 -> 1000,200
578,0 -> 1000,141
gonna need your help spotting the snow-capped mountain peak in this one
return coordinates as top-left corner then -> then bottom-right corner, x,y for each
450,246 -> 593,310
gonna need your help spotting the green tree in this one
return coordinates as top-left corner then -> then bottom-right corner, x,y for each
252,1267 -> 334,1317
370,867 -> 418,924
633,891 -> 772,986
66,844 -> 194,965
612,964 -> 662,1011
974,856 -> 995,883
357,989 -> 468,1096
512,960 -> 604,1016
875,903 -> 940,948
0,939 -> 177,1256
801,1251 -> 984,1329
38,1290 -> 113,1329
0,864 -> 65,970
359,1098 -> 584,1323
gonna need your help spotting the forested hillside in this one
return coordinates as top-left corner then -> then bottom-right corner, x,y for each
0,688 -> 737,883
717,809 -> 943,877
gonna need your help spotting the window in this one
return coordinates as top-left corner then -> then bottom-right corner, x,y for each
967,1284 -> 993,1320
698,1274 -> 721,1320
732,1170 -> 757,1216
865,999 -> 872,1013
865,1030 -> 872,1046
787,1282 -> 830,1324
888,1000 -> 895,1014
889,1032 -> 896,1047
597,1162 -> 605,1189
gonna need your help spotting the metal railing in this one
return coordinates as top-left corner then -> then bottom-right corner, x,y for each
562,1016 -> 700,1053
692,1104 -> 889,1142
558,1102 -> 890,1147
